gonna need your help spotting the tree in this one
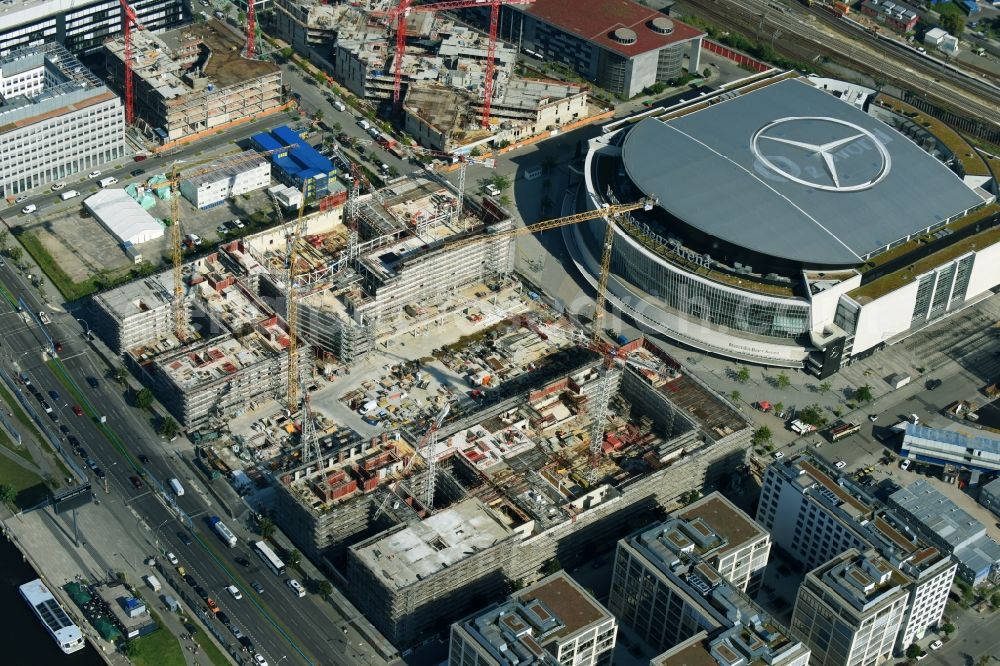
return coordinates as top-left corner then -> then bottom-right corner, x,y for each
818,381 -> 831,394
333,121 -> 343,132
312,109 -> 324,122
735,366 -> 750,383
905,644 -> 921,660
317,580 -> 333,599
680,489 -> 701,505
797,404 -> 826,427
112,366 -> 128,385
752,426 -> 772,447
774,402 -> 785,416
730,390 -> 742,403
288,548 -> 302,568
121,639 -> 138,657
159,416 -> 179,439
942,622 -> 955,636
498,195 -> 512,208
489,174 -> 512,191
135,387 -> 154,410
992,592 -> 1000,608
976,656 -> 990,666
855,384 -> 873,404
938,3 -> 966,37
0,229 -> 8,246
0,483 -> 16,508
776,371 -> 791,389
7,246 -> 22,263
259,516 -> 275,540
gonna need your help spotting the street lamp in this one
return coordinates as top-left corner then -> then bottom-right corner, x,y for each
75,318 -> 92,338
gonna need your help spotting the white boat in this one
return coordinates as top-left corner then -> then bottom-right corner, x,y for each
19,579 -> 85,654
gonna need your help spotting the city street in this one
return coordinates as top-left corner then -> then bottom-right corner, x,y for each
0,257 -> 385,665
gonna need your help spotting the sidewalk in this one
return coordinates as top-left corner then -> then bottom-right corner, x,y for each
1,501 -> 223,666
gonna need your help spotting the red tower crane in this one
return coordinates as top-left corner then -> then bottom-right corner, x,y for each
378,0 -> 535,128
245,0 -> 257,59
117,0 -> 143,125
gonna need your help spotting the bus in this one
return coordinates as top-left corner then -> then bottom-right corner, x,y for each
253,540 -> 286,576
829,421 -> 861,442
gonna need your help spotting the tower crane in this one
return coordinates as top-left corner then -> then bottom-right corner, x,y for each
376,0 -> 535,127
117,0 -> 143,125
286,185 -> 309,410
245,0 -> 257,60
420,401 -> 451,509
409,146 -> 495,225
161,146 -> 297,341
440,196 -> 657,483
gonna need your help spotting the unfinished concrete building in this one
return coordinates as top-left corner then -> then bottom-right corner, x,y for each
243,178 -> 515,364
274,330 -> 751,647
404,78 -> 589,153
90,273 -> 177,356
103,18 -> 282,142
273,0 -> 339,55
347,498 -> 518,646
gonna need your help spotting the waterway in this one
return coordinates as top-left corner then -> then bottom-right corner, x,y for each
0,532 -> 104,665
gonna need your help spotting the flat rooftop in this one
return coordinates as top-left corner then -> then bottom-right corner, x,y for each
676,493 -> 767,556
816,550 -> 906,611
516,571 -> 611,641
352,498 -> 512,590
94,272 -> 174,321
516,0 -> 704,58
621,77 -> 984,266
890,479 -> 987,549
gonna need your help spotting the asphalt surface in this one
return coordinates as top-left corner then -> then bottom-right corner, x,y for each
0,261 -> 363,665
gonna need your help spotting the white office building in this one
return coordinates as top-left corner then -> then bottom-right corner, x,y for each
791,549 -> 908,666
0,43 -> 125,198
758,456 -> 957,650
0,0 -> 188,57
449,571 -> 617,666
179,151 -> 271,210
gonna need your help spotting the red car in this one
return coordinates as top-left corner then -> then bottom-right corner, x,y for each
72,405 -> 83,416
129,476 -> 144,489
133,154 -> 147,162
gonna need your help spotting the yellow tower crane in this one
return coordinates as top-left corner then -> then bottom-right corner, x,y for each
286,185 -> 309,410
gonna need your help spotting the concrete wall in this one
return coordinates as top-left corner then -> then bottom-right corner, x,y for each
965,242 -> 1000,302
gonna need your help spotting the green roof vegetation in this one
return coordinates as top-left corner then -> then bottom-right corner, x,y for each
873,94 -> 989,177
850,205 -> 1000,302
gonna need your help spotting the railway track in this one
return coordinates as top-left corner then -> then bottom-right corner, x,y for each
681,0 -> 1000,129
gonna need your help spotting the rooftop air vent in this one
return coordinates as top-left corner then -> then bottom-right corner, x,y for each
611,27 -> 637,45
649,17 -> 675,35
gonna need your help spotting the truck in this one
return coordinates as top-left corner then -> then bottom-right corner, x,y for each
829,421 -> 861,442
59,190 -> 80,201
357,119 -> 371,131
168,478 -> 184,496
790,419 -> 817,435
208,516 -> 238,548
332,100 -> 346,112
144,575 -> 161,593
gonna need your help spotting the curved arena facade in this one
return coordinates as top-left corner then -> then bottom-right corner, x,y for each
569,74 -> 998,376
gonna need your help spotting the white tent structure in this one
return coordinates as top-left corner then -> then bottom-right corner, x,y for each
84,189 -> 164,245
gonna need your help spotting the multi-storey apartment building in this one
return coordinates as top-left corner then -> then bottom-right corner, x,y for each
449,572 -> 617,666
791,549 -> 909,666
758,457 -> 957,650
609,518 -> 809,664
0,43 -> 125,198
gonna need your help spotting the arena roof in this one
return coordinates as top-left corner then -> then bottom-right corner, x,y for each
620,78 -> 983,266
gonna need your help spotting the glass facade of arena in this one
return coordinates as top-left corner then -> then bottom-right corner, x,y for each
583,222 -> 812,340
911,253 -> 975,325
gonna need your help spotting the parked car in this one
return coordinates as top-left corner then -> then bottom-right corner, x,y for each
925,378 -> 942,390
184,233 -> 202,247
230,626 -> 244,639
835,460 -> 847,469
94,467 -> 105,479
88,171 -> 102,179
166,552 -> 179,565
216,224 -> 229,235
51,182 -> 65,191
217,611 -> 231,626
15,195 -> 27,203
929,640 -> 943,651
21,204 -> 36,214
133,154 -> 147,162
85,458 -> 98,470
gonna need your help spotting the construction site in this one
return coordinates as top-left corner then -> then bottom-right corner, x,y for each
271,329 -> 751,646
102,17 -> 282,142
329,2 -> 593,151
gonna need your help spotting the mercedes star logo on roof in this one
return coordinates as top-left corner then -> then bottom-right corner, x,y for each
750,116 -> 891,192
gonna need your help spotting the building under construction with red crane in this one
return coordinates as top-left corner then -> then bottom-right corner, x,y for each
102,17 -> 282,142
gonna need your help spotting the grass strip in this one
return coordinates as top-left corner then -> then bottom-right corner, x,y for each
189,620 -> 232,666
130,609 -> 186,666
0,454 -> 48,508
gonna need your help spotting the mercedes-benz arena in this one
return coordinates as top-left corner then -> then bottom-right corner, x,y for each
569,74 -> 998,376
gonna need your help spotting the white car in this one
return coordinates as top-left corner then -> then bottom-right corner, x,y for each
231,218 -> 245,229
773,451 -> 784,460
88,170 -> 102,179
166,552 -> 179,565
21,204 -> 37,214
929,640 -> 943,651
185,233 -> 202,247
227,585 -> 243,600
254,655 -> 268,666
900,459 -> 912,471
51,182 -> 65,191
835,460 -> 847,469
15,195 -> 27,203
